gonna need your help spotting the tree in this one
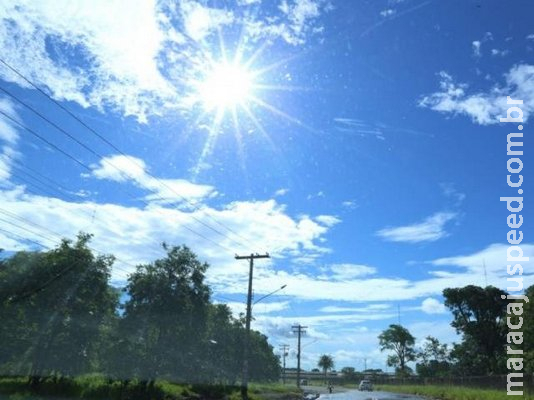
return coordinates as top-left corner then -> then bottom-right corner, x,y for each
378,324 -> 415,376
520,285 -> 533,373
318,354 -> 334,381
443,285 -> 507,374
120,244 -> 211,384
0,234 -> 117,384
416,336 -> 451,377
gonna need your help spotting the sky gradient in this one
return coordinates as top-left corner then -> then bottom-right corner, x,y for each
0,0 -> 532,372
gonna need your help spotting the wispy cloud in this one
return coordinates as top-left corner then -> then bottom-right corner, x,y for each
319,263 -> 377,280
472,40 -> 481,57
274,188 -> 289,197
471,31 -> 493,58
89,154 -> 217,206
0,97 -> 21,183
420,64 -> 534,125
380,9 -> 396,17
376,211 -> 457,243
440,182 -> 465,206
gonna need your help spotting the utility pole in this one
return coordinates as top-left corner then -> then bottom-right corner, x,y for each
292,324 -> 307,389
236,253 -> 270,400
279,344 -> 289,384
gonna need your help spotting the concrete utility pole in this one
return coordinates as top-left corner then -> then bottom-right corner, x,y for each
292,324 -> 307,388
279,344 -> 289,384
235,253 -> 270,400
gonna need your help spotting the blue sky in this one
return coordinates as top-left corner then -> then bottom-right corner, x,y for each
0,0 -> 533,371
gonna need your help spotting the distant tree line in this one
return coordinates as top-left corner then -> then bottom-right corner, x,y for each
0,234 -> 280,387
378,284 -> 534,377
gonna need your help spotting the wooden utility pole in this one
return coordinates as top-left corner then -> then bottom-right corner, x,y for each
279,344 -> 289,384
292,324 -> 307,388
235,253 -> 270,400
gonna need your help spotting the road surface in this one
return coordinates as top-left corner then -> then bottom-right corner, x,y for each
318,392 -> 423,400
301,386 -> 424,400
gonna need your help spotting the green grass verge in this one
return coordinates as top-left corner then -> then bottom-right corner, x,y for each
377,384 -> 533,400
0,376 -> 301,400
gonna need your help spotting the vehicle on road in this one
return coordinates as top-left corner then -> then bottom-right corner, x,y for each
358,379 -> 373,391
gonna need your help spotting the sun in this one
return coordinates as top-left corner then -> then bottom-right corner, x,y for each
197,62 -> 254,112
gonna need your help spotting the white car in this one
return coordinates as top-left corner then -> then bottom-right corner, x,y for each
358,380 -> 373,391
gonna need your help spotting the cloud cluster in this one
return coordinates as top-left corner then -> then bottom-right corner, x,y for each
0,0 -> 330,123
420,65 -> 534,125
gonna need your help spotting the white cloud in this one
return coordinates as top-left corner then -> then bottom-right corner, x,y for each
326,264 -> 377,280
421,298 -> 446,314
245,0 -> 330,45
0,184 -> 338,285
341,200 -> 358,209
376,211 -> 457,243
420,64 -> 534,125
180,1 -> 235,41
315,215 -> 341,227
320,304 -> 390,313
472,40 -> 481,57
380,9 -> 396,17
0,0 -> 330,122
274,188 -> 289,197
431,242 -> 534,277
90,154 -> 216,205
0,97 -> 21,183
490,48 -> 509,57
0,1 -> 175,123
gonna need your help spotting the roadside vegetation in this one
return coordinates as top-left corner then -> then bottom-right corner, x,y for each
0,376 -> 301,400
0,235 -> 282,399
377,384 -> 534,400
377,285 -> 534,378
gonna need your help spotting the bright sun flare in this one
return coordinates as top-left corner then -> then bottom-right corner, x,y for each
198,62 -> 254,111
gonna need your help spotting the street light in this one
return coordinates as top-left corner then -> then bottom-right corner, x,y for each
253,284 -> 287,306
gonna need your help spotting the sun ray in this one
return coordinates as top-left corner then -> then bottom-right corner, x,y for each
231,107 -> 247,174
184,30 -> 318,176
240,104 -> 280,155
249,95 -> 320,135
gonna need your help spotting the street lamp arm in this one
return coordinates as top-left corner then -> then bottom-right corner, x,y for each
253,284 -> 287,305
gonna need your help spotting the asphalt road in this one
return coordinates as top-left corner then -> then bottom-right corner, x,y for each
317,391 -> 424,400
301,386 -> 424,400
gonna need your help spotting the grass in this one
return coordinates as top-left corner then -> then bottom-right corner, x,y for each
377,384 -> 534,400
0,376 -> 300,400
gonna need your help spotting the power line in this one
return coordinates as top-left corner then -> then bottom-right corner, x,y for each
1,159 -> 191,256
0,208 -> 134,274
0,111 -> 235,254
0,59 -> 265,253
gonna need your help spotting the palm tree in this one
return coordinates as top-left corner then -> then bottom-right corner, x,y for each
318,354 -> 334,382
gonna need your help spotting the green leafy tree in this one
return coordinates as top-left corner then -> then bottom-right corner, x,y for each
416,336 -> 451,377
120,244 -> 211,384
0,234 -> 117,384
318,354 -> 334,381
519,285 -> 533,373
248,330 -> 281,382
443,285 -> 507,374
378,324 -> 415,376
